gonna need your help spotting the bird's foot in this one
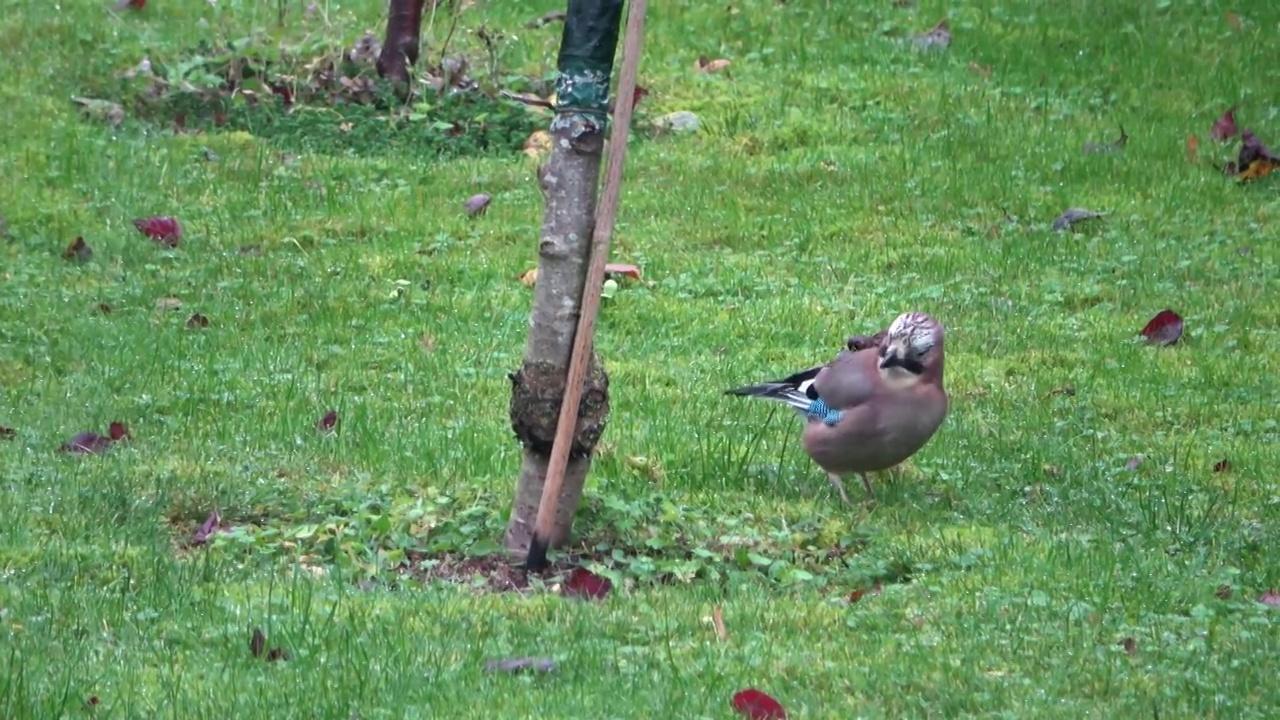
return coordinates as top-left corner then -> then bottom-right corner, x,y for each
860,473 -> 876,499
827,473 -> 851,506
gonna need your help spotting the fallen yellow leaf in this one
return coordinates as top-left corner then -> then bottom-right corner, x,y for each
523,130 -> 552,159
518,268 -> 538,286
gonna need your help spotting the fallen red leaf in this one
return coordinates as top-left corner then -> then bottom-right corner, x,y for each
133,216 -> 182,248
1139,309 -> 1183,346
464,194 -> 492,216
732,689 -> 788,720
604,263 -> 643,280
1185,134 -> 1199,163
317,410 -> 339,434
1211,108 -> 1238,142
63,236 -> 93,262
192,511 -> 222,545
108,421 -> 131,441
484,657 -> 557,673
59,432 -> 112,454
269,83 -> 294,106
1259,589 -> 1280,607
112,0 -> 145,9
563,566 -> 612,600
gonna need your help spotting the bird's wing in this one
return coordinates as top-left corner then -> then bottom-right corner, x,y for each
810,347 -> 883,410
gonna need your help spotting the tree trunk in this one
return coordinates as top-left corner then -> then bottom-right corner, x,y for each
504,0 -> 625,557
377,0 -> 426,84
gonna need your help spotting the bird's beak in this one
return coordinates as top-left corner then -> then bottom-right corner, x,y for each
879,340 -> 908,370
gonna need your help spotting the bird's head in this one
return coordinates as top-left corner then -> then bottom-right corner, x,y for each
877,312 -> 944,381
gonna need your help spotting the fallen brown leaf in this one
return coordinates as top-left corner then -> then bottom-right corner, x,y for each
694,56 -> 732,73
1051,207 -> 1104,232
524,10 -> 565,28
604,262 -> 642,280
250,627 -> 266,657
62,236 -> 93,262
1212,458 -> 1231,473
711,604 -> 729,641
1226,12 -> 1242,30
1185,134 -> 1199,163
912,19 -> 951,50
1083,124 -> 1128,155
1236,130 -> 1280,180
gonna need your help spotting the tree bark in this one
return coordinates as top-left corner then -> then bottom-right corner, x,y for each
504,0 -> 624,557
377,0 -> 426,84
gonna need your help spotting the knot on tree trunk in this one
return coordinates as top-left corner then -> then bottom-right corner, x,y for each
508,357 -> 610,458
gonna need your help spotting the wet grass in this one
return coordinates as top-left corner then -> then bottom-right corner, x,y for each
1,0 -> 1279,717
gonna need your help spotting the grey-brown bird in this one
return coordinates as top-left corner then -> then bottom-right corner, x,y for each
725,312 -> 949,503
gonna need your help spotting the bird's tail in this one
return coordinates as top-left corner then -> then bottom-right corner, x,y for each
723,382 -> 813,412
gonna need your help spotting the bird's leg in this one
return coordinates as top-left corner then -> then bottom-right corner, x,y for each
827,473 -> 851,506
859,472 -> 876,498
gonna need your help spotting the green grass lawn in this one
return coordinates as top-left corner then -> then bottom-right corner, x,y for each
2,0 -> 1279,717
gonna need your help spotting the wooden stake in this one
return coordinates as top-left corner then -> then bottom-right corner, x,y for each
525,0 -> 647,571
